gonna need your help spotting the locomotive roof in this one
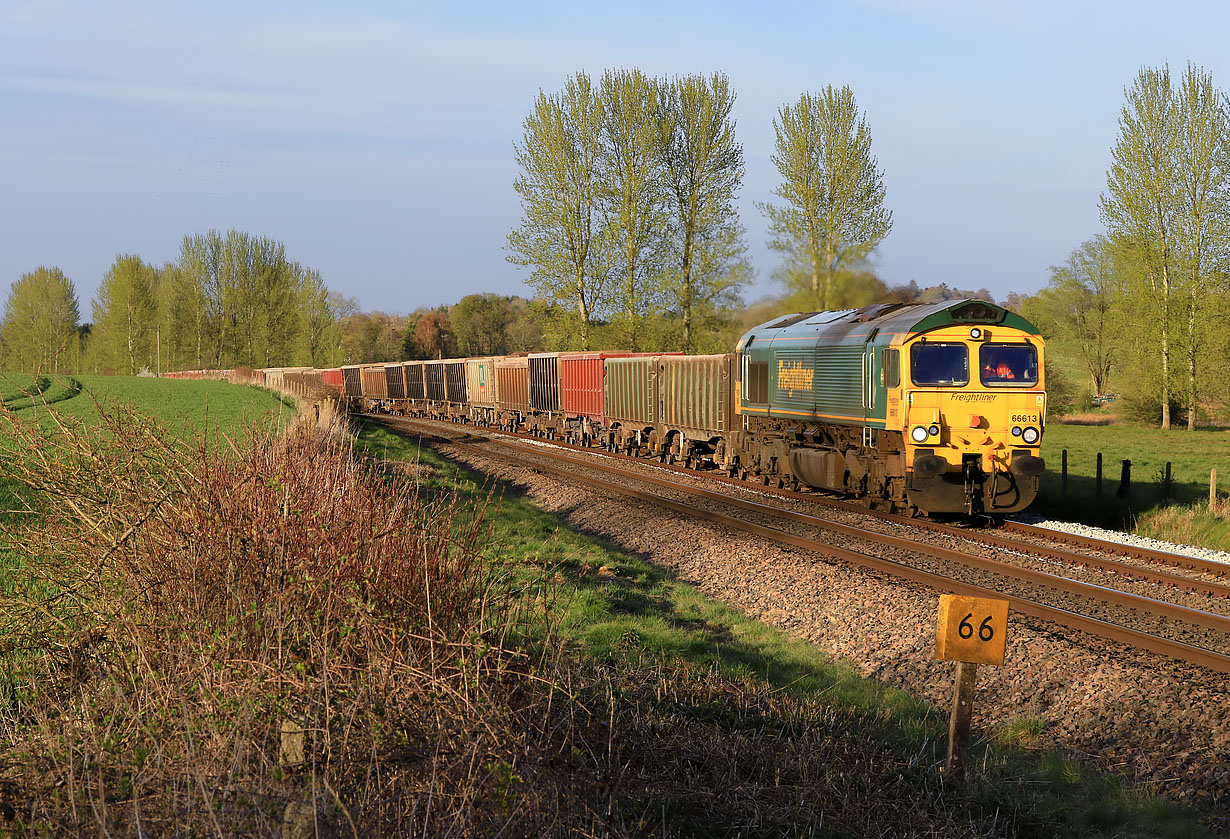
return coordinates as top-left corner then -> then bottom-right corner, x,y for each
737,298 -> 1040,349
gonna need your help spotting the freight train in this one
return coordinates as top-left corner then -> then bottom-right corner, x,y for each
176,299 -> 1047,515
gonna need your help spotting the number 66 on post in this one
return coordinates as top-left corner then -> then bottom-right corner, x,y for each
935,594 -> 1010,666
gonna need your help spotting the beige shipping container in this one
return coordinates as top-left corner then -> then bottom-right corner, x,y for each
360,363 -> 389,399
465,357 -> 501,407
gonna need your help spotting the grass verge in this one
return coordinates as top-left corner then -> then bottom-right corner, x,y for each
357,420 -> 1215,838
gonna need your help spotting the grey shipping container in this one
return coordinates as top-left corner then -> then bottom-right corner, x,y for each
403,361 -> 426,400
341,366 -> 362,398
384,364 -> 407,400
424,361 -> 446,401
658,354 -> 734,435
443,360 -> 468,403
529,353 -> 559,412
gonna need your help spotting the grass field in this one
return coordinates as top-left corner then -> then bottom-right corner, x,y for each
357,420 -> 1213,838
0,373 -> 296,559
1036,420 -> 1230,547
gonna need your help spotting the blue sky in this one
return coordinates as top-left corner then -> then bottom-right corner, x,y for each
2,0 -> 1226,315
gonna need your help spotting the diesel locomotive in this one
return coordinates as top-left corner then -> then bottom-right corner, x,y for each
732,298 -> 1045,514
211,298 -> 1047,516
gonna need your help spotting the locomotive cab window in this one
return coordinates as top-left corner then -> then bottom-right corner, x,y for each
979,343 -> 1038,386
911,343 -> 969,387
884,349 -> 900,388
744,358 -> 769,403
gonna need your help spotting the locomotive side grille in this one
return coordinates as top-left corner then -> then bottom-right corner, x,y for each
811,347 -> 864,415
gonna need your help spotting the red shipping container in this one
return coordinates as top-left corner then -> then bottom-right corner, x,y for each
321,368 -> 344,392
560,352 -> 682,421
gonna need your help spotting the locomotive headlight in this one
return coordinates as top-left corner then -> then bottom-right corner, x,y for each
1021,426 -> 1040,445
911,426 -> 929,443
969,327 -> 982,340
1011,425 -> 1023,437
928,424 -> 940,437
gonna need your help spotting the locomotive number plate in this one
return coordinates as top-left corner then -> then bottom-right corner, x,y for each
1010,413 -> 1040,424
935,595 -> 1009,666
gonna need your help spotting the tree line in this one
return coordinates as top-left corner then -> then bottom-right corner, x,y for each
507,70 -> 892,351
1020,63 -> 1230,429
2,230 -> 344,376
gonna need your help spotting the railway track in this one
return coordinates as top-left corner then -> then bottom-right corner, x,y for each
367,414 -> 1230,674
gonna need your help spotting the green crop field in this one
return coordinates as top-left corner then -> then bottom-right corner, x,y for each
0,373 -> 295,535
0,373 -> 294,438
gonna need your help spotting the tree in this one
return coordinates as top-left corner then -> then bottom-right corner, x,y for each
1025,237 -> 1120,396
168,229 -> 338,369
1171,63 -> 1230,430
657,72 -> 750,351
600,68 -> 668,349
1101,65 -> 1180,428
759,85 -> 893,310
92,254 -> 157,375
1,266 -> 81,373
411,310 -> 456,359
1102,63 -> 1230,430
297,268 -> 344,367
451,293 -> 516,356
508,72 -> 612,349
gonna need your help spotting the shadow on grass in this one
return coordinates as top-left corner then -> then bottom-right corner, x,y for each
1032,472 -> 1217,532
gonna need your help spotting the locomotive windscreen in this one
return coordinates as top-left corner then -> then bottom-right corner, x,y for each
911,343 -> 969,387
979,344 -> 1038,386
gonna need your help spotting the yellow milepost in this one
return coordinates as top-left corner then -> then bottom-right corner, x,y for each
935,594 -> 1011,779
935,594 -> 1010,666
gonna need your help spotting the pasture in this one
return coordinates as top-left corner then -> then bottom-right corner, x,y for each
1036,420 -> 1230,547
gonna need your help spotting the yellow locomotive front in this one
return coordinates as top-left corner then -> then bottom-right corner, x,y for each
897,321 -> 1046,514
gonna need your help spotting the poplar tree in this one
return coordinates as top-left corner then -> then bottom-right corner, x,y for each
759,85 -> 893,310
298,268 -> 343,366
93,254 -> 157,375
1101,63 -> 1230,430
508,72 -> 611,349
657,72 -> 749,351
1,267 -> 81,373
600,68 -> 668,349
1171,63 -> 1230,430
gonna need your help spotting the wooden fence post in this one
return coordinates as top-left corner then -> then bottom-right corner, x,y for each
1061,450 -> 1068,497
1213,468 -> 1219,509
1118,459 -> 1132,498
1096,453 -> 1103,497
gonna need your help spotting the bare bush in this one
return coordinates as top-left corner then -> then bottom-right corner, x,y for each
0,404 -> 515,834
0,403 -> 1009,837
